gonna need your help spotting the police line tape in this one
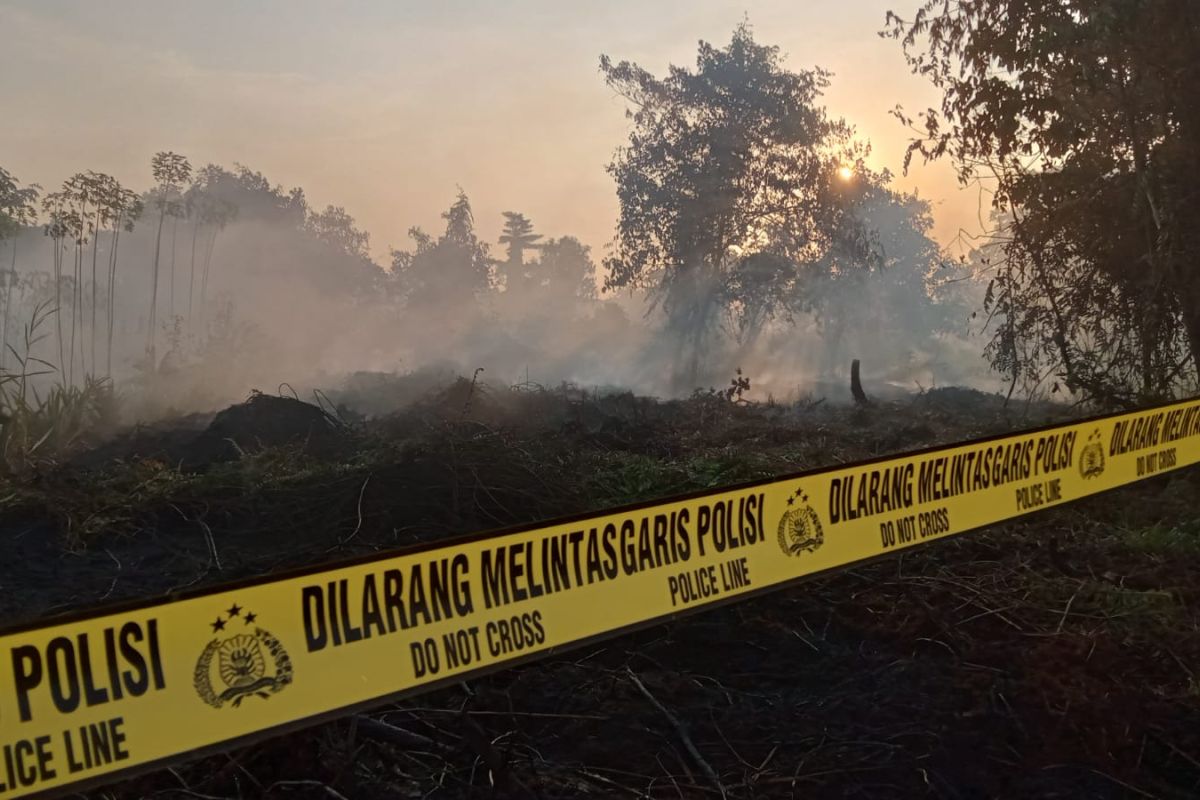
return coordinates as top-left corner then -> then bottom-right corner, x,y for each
2,397 -> 1200,798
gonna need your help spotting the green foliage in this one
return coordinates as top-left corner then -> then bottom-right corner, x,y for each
694,368 -> 752,404
1125,520 -> 1200,559
0,302 -> 116,472
887,0 -> 1200,404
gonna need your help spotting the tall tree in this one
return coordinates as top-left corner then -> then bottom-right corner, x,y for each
40,187 -> 85,383
497,212 -> 543,292
98,177 -> 140,377
886,0 -> 1200,403
183,169 -> 237,325
307,204 -> 371,260
530,236 -> 597,302
390,190 -> 492,310
147,152 -> 192,367
801,173 -> 966,378
601,23 -> 869,387
61,173 -> 98,383
74,171 -> 125,378
0,169 -> 40,370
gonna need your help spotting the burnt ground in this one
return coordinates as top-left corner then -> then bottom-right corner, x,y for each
2,380 -> 1199,799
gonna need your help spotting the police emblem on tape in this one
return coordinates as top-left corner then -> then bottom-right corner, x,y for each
194,603 -> 293,708
777,486 -> 824,556
1079,428 -> 1106,479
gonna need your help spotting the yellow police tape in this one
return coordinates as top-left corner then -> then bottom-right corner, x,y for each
3,398 -> 1200,797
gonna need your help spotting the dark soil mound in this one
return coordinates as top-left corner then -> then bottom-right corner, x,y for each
67,411 -> 214,470
183,392 -> 348,467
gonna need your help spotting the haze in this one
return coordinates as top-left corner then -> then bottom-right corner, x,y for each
0,0 -> 976,262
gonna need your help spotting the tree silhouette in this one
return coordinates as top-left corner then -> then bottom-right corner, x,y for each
98,176 -> 140,377
886,0 -> 1200,402
600,23 -> 869,387
530,236 -> 596,302
390,190 -> 492,311
0,168 -> 40,370
307,205 -> 371,261
40,189 -> 74,381
61,173 -> 101,382
497,211 -> 542,292
147,152 -> 192,367
70,171 -> 131,378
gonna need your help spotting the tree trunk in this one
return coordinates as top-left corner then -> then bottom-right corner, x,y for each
189,219 -> 199,322
850,358 -> 869,405
1,238 -> 15,371
107,222 -> 123,378
91,211 -> 101,378
200,226 -> 217,326
1183,302 -> 1200,385
149,210 -> 165,368
70,241 -> 81,386
53,238 -> 64,381
169,216 -> 178,319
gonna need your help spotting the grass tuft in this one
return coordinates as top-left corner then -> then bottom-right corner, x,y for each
0,302 -> 118,473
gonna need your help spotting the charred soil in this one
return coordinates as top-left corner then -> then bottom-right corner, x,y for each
1,383 -> 1198,799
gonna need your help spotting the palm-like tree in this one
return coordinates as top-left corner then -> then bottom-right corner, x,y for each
97,176 -> 140,377
60,173 -> 102,383
199,196 -> 237,327
79,172 -> 114,377
498,211 -> 542,291
147,152 -> 192,368
40,190 -> 74,382
0,169 -> 40,370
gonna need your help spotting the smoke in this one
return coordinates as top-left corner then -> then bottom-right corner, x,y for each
0,164 -> 996,423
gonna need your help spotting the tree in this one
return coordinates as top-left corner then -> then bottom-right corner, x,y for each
0,169 -> 40,370
184,166 -> 239,325
58,173 -> 102,383
97,176 -> 140,377
497,212 -> 543,292
390,190 -> 493,310
307,205 -> 372,261
601,23 -> 870,387
885,0 -> 1200,403
803,174 -> 967,379
40,187 -> 82,382
68,171 -> 135,378
529,236 -> 597,302
147,152 -> 192,367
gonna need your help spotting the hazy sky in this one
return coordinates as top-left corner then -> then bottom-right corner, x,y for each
0,0 -> 983,263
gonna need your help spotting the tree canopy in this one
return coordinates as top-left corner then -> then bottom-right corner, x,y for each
497,211 -> 543,291
390,191 -> 493,310
887,0 -> 1200,403
600,23 -> 874,385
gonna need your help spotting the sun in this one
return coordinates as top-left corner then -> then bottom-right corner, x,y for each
837,165 -> 855,181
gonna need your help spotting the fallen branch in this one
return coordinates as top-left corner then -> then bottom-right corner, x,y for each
625,667 -> 726,798
353,714 -> 442,751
